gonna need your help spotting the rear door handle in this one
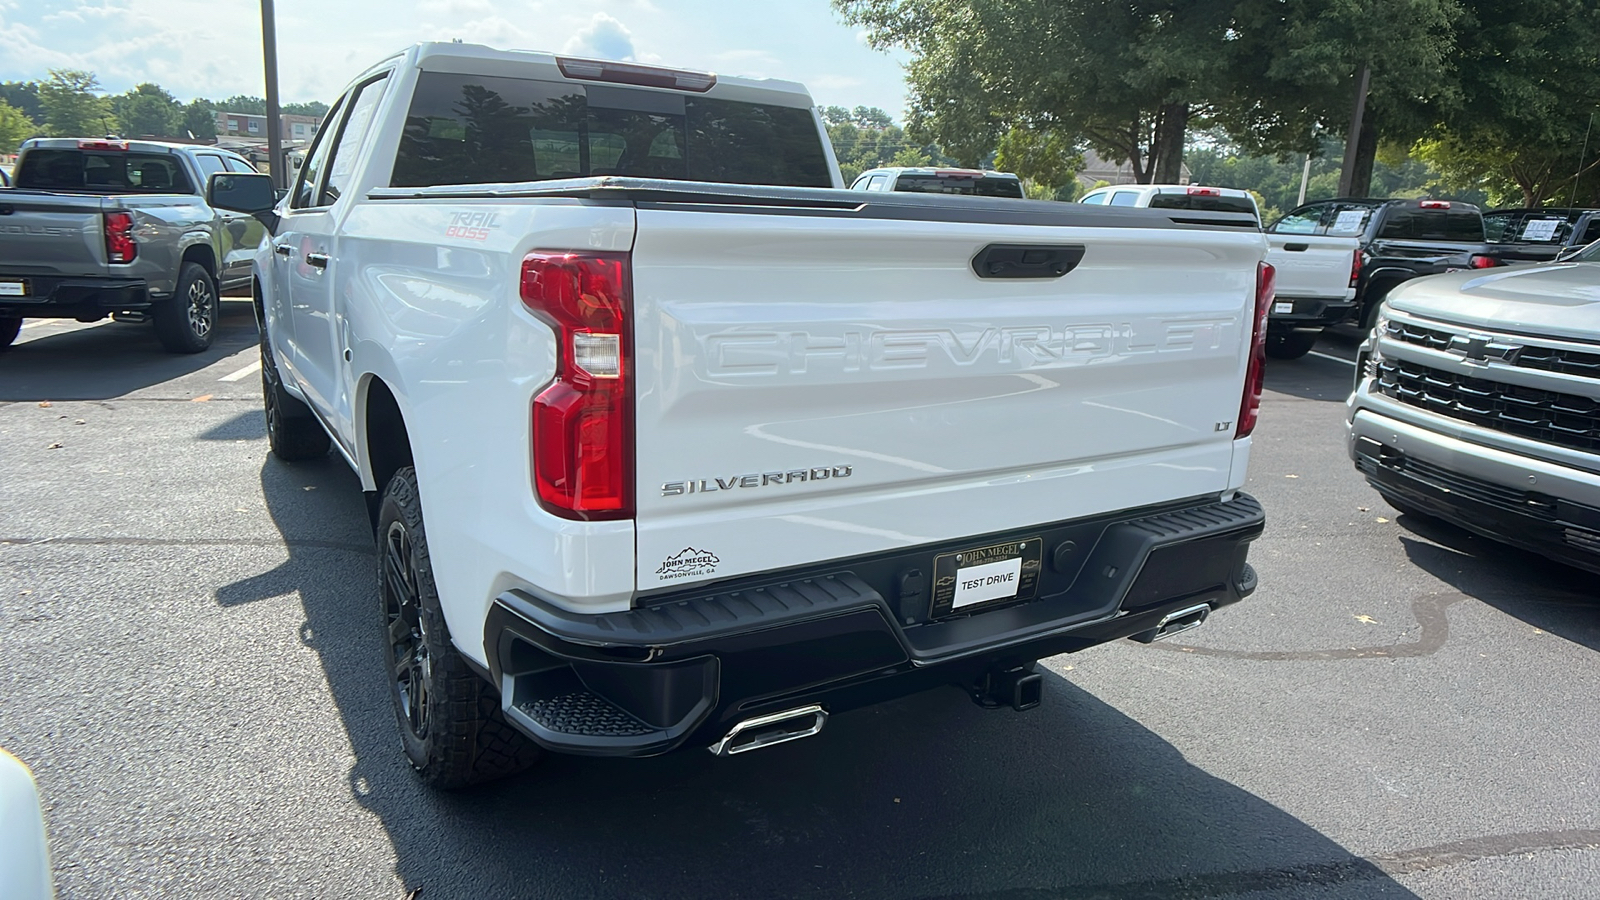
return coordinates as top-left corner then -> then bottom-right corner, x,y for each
972,243 -> 1086,279
273,244 -> 293,257
305,252 -> 329,270
1283,243 -> 1309,252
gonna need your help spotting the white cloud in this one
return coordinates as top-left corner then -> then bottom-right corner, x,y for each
561,12 -> 636,61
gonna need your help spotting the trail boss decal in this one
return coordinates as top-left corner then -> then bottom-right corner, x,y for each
662,465 -> 853,497
655,547 -> 720,581
444,210 -> 501,241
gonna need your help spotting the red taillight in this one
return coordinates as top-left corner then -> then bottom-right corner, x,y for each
1419,200 -> 1451,209
522,251 -> 633,520
1469,254 -> 1499,269
78,140 -> 127,151
1187,186 -> 1222,196
1237,262 -> 1275,439
1350,249 -> 1363,288
105,211 -> 136,263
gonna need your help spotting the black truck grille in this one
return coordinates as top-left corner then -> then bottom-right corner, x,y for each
1383,320 -> 1600,379
1373,359 -> 1600,454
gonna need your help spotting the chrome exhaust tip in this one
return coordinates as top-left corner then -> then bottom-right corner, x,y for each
708,704 -> 828,757
1130,603 -> 1211,644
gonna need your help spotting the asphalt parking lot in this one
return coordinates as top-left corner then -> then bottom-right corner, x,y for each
2,308 -> 1596,900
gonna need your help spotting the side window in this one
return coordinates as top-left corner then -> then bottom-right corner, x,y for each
1108,191 -> 1140,207
193,154 -> 226,191
320,75 -> 389,205
1326,204 -> 1373,236
1271,205 -> 1323,234
292,95 -> 346,210
224,157 -> 258,174
866,174 -> 888,191
1080,191 -> 1106,205
850,176 -> 868,190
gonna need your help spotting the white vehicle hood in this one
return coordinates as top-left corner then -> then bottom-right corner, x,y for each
1387,263 -> 1600,341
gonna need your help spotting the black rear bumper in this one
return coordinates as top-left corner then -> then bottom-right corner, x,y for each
484,492 -> 1265,757
1269,297 -> 1358,329
0,276 -> 150,320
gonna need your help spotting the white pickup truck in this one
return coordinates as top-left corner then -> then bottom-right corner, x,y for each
212,43 -> 1270,788
1082,184 -> 1360,359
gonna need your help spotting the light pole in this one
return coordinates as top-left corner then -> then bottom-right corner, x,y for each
261,0 -> 284,190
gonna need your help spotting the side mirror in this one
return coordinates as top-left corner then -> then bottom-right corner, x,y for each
208,172 -> 279,234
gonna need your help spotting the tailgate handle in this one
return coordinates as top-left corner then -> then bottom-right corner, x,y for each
972,243 -> 1085,279
1283,242 -> 1310,252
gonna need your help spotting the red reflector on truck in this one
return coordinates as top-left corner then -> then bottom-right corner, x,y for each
1469,254 -> 1499,269
1419,200 -> 1450,209
104,211 -> 136,263
1237,262 -> 1274,439
522,252 -> 634,520
1351,249 -> 1363,288
1187,186 -> 1222,196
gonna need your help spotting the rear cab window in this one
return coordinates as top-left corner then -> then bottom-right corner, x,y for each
890,174 -> 1023,198
16,149 -> 194,193
391,71 -> 832,188
1377,206 -> 1484,241
1147,191 -> 1258,218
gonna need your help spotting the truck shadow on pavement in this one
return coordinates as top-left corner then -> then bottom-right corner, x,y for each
0,302 -> 257,402
221,454 -> 1422,900
1394,514 -> 1600,653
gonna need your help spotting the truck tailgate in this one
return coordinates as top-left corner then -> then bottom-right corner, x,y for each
631,209 -> 1261,590
0,192 -> 109,279
1266,233 -> 1358,300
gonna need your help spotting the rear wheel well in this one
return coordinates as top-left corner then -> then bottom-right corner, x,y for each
1360,275 -> 1408,330
364,379 -> 414,528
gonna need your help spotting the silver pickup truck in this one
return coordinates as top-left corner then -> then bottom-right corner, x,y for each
0,138 -> 265,353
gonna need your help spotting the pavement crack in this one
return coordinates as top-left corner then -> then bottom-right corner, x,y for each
1141,590 -> 1471,661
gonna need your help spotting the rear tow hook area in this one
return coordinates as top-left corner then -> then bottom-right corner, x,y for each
969,662 -> 1044,711
709,705 -> 829,757
1130,602 -> 1212,644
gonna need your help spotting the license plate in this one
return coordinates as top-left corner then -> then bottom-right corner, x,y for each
931,537 -> 1043,617
0,281 -> 25,297
1273,301 -> 1294,314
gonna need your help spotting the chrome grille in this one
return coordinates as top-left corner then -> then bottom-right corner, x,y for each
1382,319 -> 1600,380
1374,359 -> 1600,454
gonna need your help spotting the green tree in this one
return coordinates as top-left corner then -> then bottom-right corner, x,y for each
824,106 -> 940,183
1412,0 -> 1600,208
0,100 -> 38,154
282,100 -> 330,118
219,95 -> 267,115
1214,0 -> 1459,195
0,82 -> 42,122
838,0 -> 1245,181
182,99 -> 218,141
994,126 -> 1083,193
112,83 -> 181,138
38,69 -> 117,137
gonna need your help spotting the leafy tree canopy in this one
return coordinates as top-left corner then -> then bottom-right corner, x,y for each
0,100 -> 38,155
39,69 -> 117,137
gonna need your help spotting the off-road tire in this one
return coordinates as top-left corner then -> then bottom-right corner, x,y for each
152,262 -> 218,353
378,467 -> 542,789
0,318 -> 20,351
1264,330 -> 1319,360
260,335 -> 329,461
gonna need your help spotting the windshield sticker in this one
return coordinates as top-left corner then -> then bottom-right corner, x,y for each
1521,219 -> 1561,242
655,547 -> 720,581
1331,209 -> 1367,233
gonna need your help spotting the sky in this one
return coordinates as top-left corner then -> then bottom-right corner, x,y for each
0,0 -> 911,119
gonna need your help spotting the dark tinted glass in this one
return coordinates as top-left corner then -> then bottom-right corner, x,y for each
1148,193 -> 1257,216
392,72 -> 831,188
1484,211 -> 1576,244
1377,207 -> 1484,241
17,150 -> 193,193
891,175 -> 1024,197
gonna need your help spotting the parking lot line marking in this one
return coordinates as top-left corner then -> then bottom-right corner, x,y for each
218,360 -> 262,382
1309,351 -> 1356,367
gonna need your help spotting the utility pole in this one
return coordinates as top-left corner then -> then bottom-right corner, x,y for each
1337,63 -> 1371,198
261,0 -> 284,190
1298,153 -> 1313,206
